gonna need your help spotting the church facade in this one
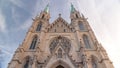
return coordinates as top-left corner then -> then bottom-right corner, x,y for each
8,4 -> 114,68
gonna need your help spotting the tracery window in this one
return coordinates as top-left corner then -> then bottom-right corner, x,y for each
50,36 -> 71,53
29,36 -> 38,49
83,35 -> 91,48
79,22 -> 85,30
36,23 -> 42,31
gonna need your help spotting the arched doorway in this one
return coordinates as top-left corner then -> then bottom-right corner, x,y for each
56,65 -> 64,68
49,60 -> 71,68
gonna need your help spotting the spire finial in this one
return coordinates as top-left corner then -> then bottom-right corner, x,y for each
44,4 -> 49,13
71,3 -> 75,13
59,14 -> 61,17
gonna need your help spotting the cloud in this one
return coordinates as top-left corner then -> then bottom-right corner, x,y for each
0,47 -> 12,56
0,46 -> 13,68
11,6 -> 21,24
68,0 -> 120,68
20,0 -> 49,30
99,1 -> 120,68
76,0 -> 120,68
20,18 -> 32,30
0,10 -> 7,33
9,0 -> 24,8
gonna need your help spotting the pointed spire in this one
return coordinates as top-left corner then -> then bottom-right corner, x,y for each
71,3 -> 76,13
44,4 -> 49,13
59,14 -> 61,17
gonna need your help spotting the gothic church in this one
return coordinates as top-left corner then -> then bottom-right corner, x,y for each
8,4 -> 114,68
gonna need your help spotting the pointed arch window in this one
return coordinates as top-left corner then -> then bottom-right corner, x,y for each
58,48 -> 62,58
64,29 -> 66,32
92,62 -> 97,68
24,59 -> 29,68
76,14 -> 78,18
29,36 -> 38,49
54,29 -> 56,32
91,56 -> 98,68
42,14 -> 44,19
79,22 -> 85,30
83,35 -> 91,48
36,23 -> 42,31
37,61 -> 43,68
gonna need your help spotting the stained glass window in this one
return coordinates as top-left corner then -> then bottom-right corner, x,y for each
36,23 -> 42,31
83,35 -> 91,48
50,37 -> 71,53
29,36 -> 38,49
79,22 -> 85,30
24,60 -> 29,68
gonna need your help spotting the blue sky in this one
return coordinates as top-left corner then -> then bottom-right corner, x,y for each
0,0 -> 120,68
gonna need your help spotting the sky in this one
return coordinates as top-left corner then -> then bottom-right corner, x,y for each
0,0 -> 120,68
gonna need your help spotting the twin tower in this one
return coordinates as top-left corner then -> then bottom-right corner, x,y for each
8,4 -> 114,68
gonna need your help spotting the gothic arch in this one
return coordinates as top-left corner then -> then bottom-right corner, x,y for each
78,21 -> 85,30
36,22 -> 42,31
50,60 -> 71,68
49,36 -> 71,54
22,56 -> 32,68
31,34 -> 38,39
91,55 -> 100,68
42,14 -> 44,19
82,34 -> 91,49
29,35 -> 38,49
56,65 -> 64,68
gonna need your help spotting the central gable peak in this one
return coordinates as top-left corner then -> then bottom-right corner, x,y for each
47,14 -> 74,33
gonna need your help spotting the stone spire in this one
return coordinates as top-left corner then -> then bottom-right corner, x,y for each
44,4 -> 49,13
71,3 -> 76,13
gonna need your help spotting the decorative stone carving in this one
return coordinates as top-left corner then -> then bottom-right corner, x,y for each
50,36 -> 71,54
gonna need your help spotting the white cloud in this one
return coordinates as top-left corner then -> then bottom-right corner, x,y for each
20,18 -> 32,30
11,6 -> 21,24
0,10 -> 7,33
20,0 -> 49,30
9,0 -> 24,8
0,46 -> 12,55
99,1 -> 120,68
67,0 -> 120,68
75,0 -> 120,68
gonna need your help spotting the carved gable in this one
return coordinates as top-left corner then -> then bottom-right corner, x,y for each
47,17 -> 74,33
